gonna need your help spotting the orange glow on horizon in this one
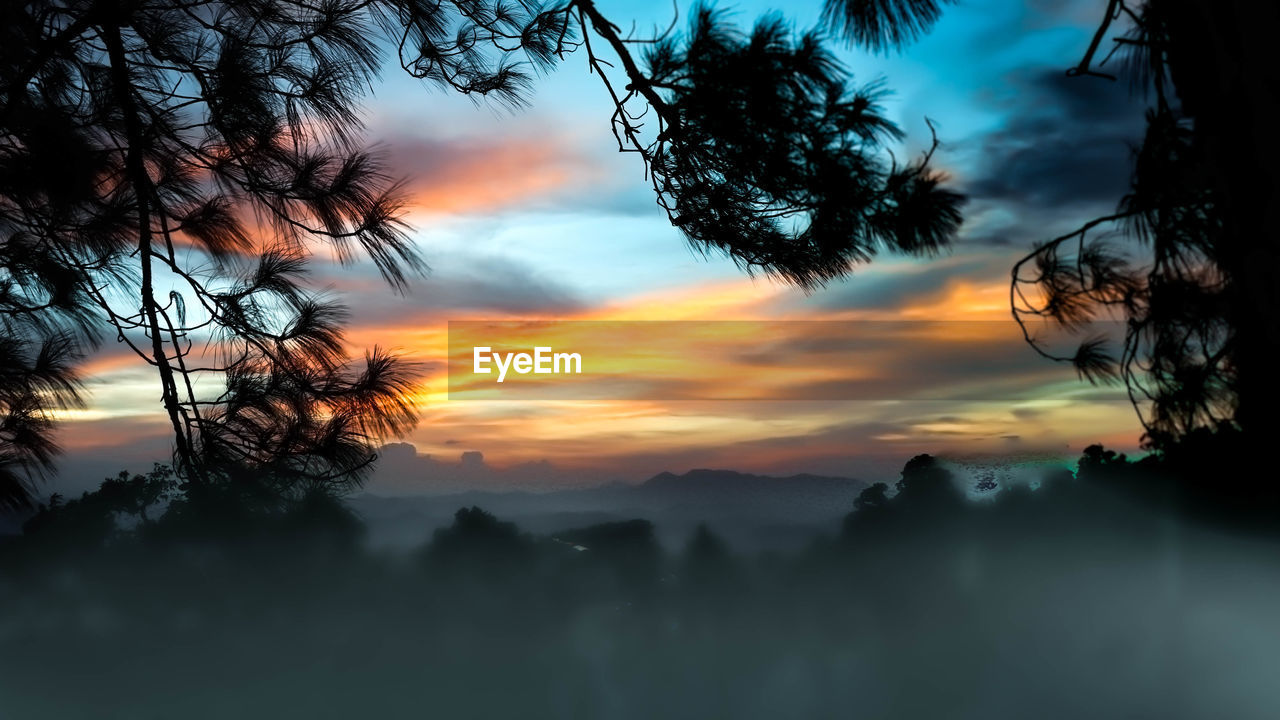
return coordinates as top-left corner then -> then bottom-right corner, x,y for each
57,269 -> 1142,475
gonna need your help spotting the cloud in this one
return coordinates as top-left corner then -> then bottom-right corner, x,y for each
306,252 -> 589,329
386,133 -> 592,214
968,68 -> 1146,209
959,67 -> 1148,247
800,256 -> 1003,312
391,254 -> 587,316
379,126 -> 656,218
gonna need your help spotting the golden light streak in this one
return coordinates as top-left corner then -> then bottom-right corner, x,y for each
57,269 -> 1142,469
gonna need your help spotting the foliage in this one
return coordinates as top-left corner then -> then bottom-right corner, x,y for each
822,0 -> 1278,451
1008,0 -> 1280,448
821,0 -> 956,53
1,0 -> 963,510
2,0 -> 576,495
0,335 -> 82,510
576,4 -> 964,288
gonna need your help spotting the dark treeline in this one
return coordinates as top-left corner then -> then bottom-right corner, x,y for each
2,427 -> 1277,719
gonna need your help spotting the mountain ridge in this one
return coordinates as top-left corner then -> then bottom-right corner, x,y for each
350,467 -> 867,552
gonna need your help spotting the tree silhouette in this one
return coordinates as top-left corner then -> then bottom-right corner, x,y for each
425,506 -> 532,574
571,4 -> 965,288
18,466 -> 173,557
894,453 -> 961,509
1007,1 -> 1279,450
821,0 -> 956,53
822,0 -> 1277,453
2,0 -> 965,508
680,523 -> 743,603
843,481 -> 893,535
0,0 -> 580,500
0,335 -> 82,511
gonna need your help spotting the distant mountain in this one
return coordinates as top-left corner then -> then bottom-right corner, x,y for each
639,468 -> 864,502
350,468 -> 866,552
630,468 -> 865,522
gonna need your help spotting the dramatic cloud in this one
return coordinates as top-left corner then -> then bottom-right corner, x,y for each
970,70 -> 1143,208
961,67 -> 1148,245
800,255 -> 1005,313
314,253 -> 589,326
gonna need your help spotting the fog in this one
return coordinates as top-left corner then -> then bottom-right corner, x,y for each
2,450 -> 1279,719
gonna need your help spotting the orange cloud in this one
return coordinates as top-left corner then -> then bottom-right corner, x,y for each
55,256 -> 1143,481
343,275 -> 1140,473
393,134 -> 609,215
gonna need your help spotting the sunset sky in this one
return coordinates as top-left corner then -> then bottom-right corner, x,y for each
52,0 -> 1149,494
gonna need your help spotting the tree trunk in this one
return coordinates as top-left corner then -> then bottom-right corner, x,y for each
102,23 -> 196,475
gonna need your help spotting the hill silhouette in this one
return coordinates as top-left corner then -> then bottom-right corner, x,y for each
349,467 -> 865,552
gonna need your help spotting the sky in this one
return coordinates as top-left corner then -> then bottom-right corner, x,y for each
50,0 -> 1152,494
